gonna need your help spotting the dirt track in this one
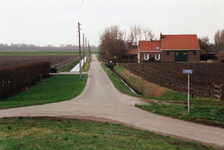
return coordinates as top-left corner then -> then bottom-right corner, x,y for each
0,55 -> 224,148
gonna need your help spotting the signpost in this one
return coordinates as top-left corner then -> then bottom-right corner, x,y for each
183,69 -> 193,114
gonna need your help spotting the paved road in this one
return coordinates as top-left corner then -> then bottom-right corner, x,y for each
1,55 -> 224,148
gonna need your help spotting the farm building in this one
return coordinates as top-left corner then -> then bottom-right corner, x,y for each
123,48 -> 138,58
138,33 -> 200,62
122,42 -> 138,61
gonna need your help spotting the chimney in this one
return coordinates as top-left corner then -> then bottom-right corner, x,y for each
150,39 -> 153,43
160,32 -> 162,39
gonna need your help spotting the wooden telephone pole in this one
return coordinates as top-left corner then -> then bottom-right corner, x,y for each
88,40 -> 90,56
78,22 -> 82,80
85,37 -> 87,70
83,33 -> 85,70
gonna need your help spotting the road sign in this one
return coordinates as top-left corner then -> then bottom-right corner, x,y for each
183,69 -> 193,114
183,70 -> 193,74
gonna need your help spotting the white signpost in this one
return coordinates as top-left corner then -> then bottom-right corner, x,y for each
183,69 -> 193,114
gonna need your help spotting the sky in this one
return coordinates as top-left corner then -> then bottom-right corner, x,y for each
0,0 -> 223,47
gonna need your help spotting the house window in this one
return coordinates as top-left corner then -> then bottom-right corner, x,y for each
144,54 -> 149,60
166,51 -> 170,55
155,54 -> 160,60
156,47 -> 160,50
193,51 -> 196,55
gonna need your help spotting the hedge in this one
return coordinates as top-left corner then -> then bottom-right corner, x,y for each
0,61 -> 51,99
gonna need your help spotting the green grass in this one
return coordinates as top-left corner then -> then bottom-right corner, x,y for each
82,57 -> 91,72
101,63 -> 137,97
0,51 -> 79,55
0,117 -> 215,150
60,59 -> 80,72
101,63 -> 224,127
136,103 -> 224,127
0,75 -> 87,109
97,54 -> 104,62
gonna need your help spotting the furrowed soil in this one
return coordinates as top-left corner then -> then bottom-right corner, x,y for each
0,55 -> 79,70
119,63 -> 224,98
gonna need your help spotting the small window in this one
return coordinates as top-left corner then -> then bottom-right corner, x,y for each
193,51 -> 196,55
156,47 -> 160,50
166,51 -> 170,55
183,52 -> 187,55
144,54 -> 149,60
176,52 -> 179,55
155,54 -> 160,60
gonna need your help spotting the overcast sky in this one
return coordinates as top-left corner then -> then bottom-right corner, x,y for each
0,0 -> 223,46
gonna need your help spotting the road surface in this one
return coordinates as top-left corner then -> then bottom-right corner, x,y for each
0,54 -> 224,148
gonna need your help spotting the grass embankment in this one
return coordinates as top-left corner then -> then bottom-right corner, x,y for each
102,64 -> 224,127
0,75 -> 87,109
0,51 -> 79,55
0,118 -> 215,150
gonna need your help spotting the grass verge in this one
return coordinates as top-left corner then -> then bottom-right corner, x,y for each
97,54 -> 104,62
0,117 -> 215,150
136,103 -> 224,127
60,59 -> 80,72
100,63 -> 136,97
0,75 -> 87,109
102,63 -> 224,127
82,57 -> 91,72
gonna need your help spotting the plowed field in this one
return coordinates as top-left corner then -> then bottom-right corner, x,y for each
119,63 -> 224,98
0,55 -> 78,70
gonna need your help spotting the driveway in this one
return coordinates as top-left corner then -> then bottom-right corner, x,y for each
0,54 -> 224,148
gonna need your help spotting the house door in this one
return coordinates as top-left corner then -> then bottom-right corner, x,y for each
175,51 -> 187,62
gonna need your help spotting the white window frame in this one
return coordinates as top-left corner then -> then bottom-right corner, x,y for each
155,54 -> 160,60
144,54 -> 149,60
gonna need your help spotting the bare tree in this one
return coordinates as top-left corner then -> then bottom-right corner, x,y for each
143,28 -> 155,41
129,25 -> 142,42
198,36 -> 210,50
214,29 -> 224,46
99,26 -> 128,61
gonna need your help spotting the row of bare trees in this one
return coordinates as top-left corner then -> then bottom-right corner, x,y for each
129,25 -> 154,42
99,25 -> 155,61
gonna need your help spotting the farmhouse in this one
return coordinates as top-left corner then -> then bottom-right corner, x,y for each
138,33 -> 200,62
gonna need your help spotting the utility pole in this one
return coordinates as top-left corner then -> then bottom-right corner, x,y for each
85,37 -> 87,70
78,22 -> 82,80
83,33 -> 85,70
88,40 -> 90,57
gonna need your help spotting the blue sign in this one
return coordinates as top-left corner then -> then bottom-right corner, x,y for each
183,70 -> 193,74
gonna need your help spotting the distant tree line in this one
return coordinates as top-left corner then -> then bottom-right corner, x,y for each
0,43 -> 98,51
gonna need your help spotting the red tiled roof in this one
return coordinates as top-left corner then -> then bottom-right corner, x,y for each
139,41 -> 161,52
161,34 -> 200,50
126,48 -> 138,55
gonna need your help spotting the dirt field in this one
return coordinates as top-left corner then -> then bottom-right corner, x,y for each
0,55 -> 79,70
119,63 -> 224,98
